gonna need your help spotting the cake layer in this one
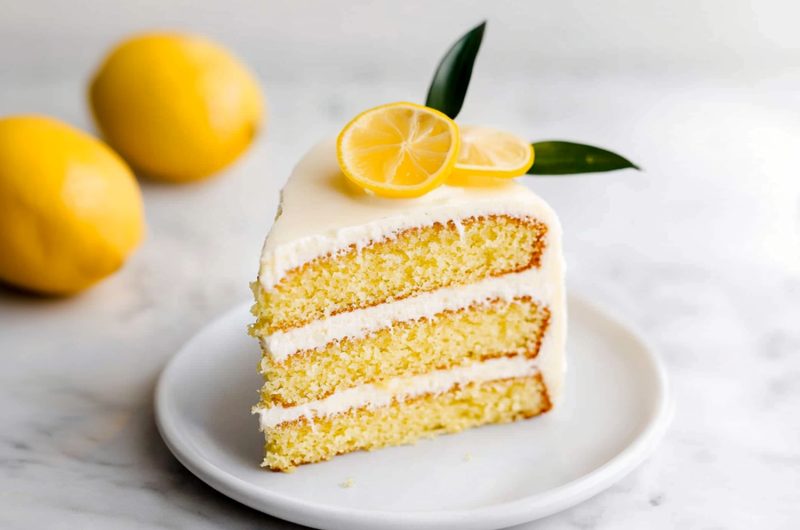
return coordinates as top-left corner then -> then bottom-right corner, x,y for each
253,214 -> 547,333
261,374 -> 550,471
260,296 -> 550,406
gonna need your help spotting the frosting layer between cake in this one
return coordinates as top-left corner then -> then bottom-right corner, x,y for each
261,267 -> 556,360
254,355 -> 540,429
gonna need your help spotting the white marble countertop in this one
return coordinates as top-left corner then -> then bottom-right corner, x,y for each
1,1 -> 799,528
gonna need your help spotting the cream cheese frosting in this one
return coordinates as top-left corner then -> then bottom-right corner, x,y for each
254,355 -> 541,429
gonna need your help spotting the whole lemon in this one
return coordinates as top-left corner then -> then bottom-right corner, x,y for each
89,32 -> 264,183
0,115 -> 144,295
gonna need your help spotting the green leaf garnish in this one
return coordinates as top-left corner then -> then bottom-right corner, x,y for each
422,21 -> 640,177
425,21 -> 486,119
528,141 -> 640,175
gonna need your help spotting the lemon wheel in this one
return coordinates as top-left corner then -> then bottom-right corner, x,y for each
336,102 -> 460,198
449,126 -> 534,182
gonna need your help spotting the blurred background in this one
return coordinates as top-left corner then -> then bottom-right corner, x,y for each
1,1 -> 798,528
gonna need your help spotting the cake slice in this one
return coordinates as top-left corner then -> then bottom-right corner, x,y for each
251,138 -> 566,471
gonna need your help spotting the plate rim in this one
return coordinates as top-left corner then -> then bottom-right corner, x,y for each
155,292 -> 673,530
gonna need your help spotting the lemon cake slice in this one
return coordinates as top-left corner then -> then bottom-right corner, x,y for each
250,138 -> 566,471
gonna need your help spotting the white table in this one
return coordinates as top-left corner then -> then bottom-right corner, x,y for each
1,1 -> 798,528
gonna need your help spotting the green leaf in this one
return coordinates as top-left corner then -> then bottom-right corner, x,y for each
528,141 -> 640,175
425,21 -> 486,119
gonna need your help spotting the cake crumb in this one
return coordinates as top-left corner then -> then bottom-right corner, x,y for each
339,478 -> 355,488
462,453 -> 473,462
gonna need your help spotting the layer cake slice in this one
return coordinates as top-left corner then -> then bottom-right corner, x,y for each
250,138 -> 566,471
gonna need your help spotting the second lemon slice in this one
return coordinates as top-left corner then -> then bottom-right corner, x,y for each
450,126 -> 534,181
337,102 -> 460,198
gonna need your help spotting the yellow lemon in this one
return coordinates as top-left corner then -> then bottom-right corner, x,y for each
448,125 -> 534,184
337,102 -> 460,198
89,32 -> 264,183
0,115 -> 144,295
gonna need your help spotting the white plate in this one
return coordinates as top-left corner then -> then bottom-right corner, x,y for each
156,293 -> 672,530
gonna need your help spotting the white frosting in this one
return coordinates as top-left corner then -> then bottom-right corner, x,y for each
258,138 -> 564,290
261,268 -> 553,361
254,356 -> 540,429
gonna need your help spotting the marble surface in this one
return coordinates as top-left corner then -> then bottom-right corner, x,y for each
1,1 -> 799,528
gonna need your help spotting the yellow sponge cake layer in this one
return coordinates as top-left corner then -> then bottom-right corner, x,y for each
253,214 -> 547,333
260,296 -> 550,406
262,375 -> 550,471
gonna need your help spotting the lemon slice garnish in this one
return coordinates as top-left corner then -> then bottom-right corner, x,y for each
337,102 -> 460,198
448,126 -> 534,183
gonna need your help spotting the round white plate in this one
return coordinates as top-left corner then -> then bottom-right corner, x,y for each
156,293 -> 672,530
